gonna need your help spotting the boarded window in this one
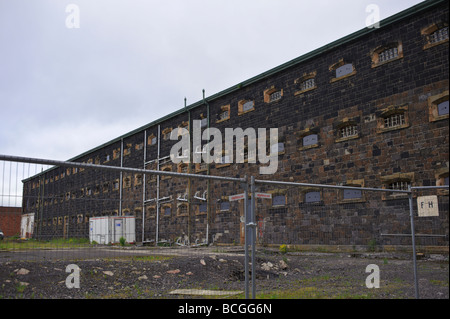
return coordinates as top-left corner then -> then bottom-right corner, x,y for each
303,134 -> 318,146
164,207 -> 171,216
272,195 -> 286,207
220,201 -> 230,211
336,64 -> 353,78
199,203 -> 207,213
305,191 -> 320,203
438,100 -> 449,116
243,101 -> 254,112
343,189 -> 362,200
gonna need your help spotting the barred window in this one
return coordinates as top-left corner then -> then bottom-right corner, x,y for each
301,78 -> 315,91
389,181 -> 410,191
429,26 -> 449,44
269,90 -> 282,102
378,47 -> 399,63
384,113 -> 405,128
178,204 -> 187,215
219,110 -> 229,120
340,125 -> 358,139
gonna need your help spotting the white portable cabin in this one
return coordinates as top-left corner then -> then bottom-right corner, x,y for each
89,216 -> 135,245
20,213 -> 35,239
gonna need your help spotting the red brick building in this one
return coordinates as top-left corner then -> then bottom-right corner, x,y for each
0,206 -> 22,237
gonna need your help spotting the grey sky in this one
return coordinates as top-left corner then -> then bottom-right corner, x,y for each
0,0 -> 424,161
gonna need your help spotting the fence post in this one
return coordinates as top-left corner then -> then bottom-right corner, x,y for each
250,175 -> 256,299
408,185 -> 419,299
243,176 -> 249,299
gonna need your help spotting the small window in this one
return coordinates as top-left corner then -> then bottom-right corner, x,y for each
378,47 -> 399,63
303,134 -> 318,147
388,181 -> 410,191
238,99 -> 255,115
301,78 -> 315,92
438,100 -> 449,116
216,105 -> 231,123
336,64 -> 354,78
384,113 -> 405,129
123,177 -> 131,188
343,189 -> 362,200
371,42 -> 403,67
263,87 -> 283,103
272,195 -> 286,207
429,26 -> 449,44
178,204 -> 188,216
199,203 -> 207,213
200,118 -> 208,128
377,105 -> 409,133
339,125 -> 358,139
305,191 -> 320,203
428,91 -> 449,122
243,100 -> 254,112
295,72 -> 317,95
220,201 -> 230,211
162,128 -> 172,141
148,135 -> 157,146
269,91 -> 282,102
329,59 -> 356,82
164,206 -> 171,216
422,23 -> 449,49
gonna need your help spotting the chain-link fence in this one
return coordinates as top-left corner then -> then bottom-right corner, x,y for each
0,155 -> 448,299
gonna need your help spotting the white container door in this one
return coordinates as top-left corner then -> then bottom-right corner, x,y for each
114,218 -> 123,243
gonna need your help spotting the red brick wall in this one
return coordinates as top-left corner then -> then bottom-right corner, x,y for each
0,207 -> 22,237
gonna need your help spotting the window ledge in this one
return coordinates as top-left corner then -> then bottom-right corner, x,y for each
238,108 -> 255,116
371,56 -> 403,68
423,38 -> 449,50
216,118 -> 230,124
377,123 -> 409,134
299,143 -> 319,151
330,70 -> 356,83
294,86 -> 317,96
335,135 -> 360,143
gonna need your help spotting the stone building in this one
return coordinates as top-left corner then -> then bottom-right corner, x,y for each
22,0 -> 448,248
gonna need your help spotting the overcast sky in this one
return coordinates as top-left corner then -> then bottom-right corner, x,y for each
1,0 -> 424,162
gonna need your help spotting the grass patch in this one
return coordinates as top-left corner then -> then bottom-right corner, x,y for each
0,237 -> 92,251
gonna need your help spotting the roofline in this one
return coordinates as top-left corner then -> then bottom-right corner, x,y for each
24,0 -> 446,181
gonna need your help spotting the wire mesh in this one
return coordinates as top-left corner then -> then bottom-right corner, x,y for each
0,157 -> 448,299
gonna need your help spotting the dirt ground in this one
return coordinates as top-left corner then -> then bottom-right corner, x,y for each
0,246 -> 448,299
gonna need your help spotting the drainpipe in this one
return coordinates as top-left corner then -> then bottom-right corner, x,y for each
186,97 -> 192,245
142,130 -> 147,243
156,125 -> 161,244
119,138 -> 124,217
203,89 -> 211,245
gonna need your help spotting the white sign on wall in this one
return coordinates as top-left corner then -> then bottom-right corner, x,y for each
417,195 -> 439,217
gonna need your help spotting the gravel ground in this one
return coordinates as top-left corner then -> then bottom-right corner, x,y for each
0,247 -> 448,299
